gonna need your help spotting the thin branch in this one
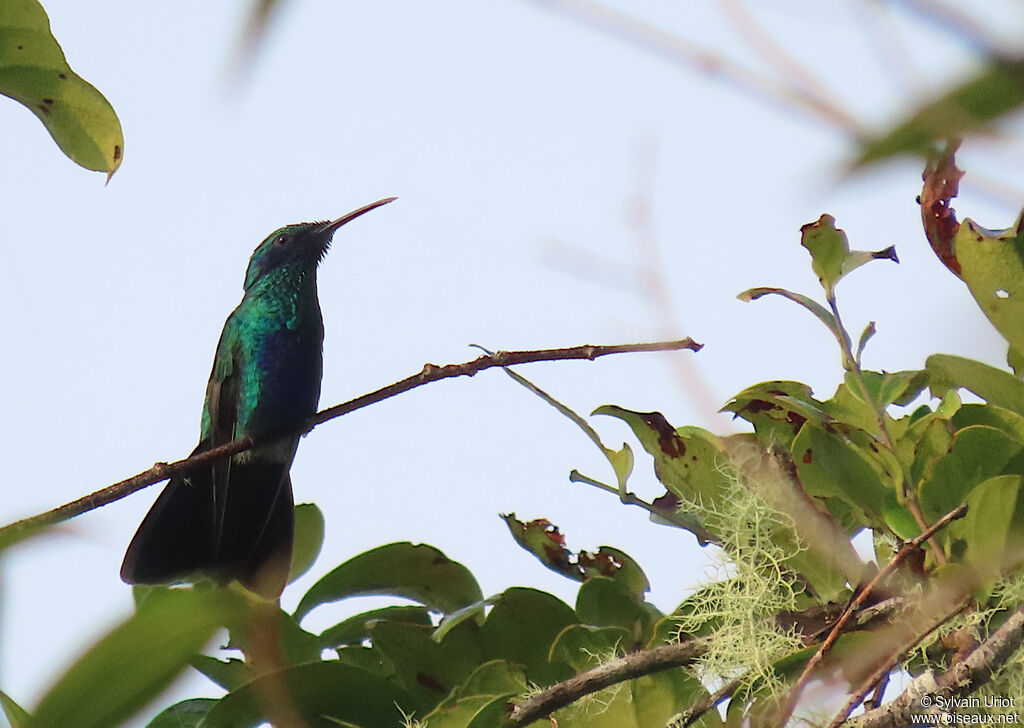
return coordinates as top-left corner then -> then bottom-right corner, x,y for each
510,640 -> 705,725
846,601 -> 1024,728
829,597 -> 971,728
0,339 -> 700,550
676,675 -> 744,727
778,503 -> 967,724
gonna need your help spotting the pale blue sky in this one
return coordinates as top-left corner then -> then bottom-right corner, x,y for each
1,1 -> 1022,725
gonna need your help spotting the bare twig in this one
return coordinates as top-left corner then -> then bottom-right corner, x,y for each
778,503 -> 968,724
510,640 -> 705,725
0,339 -> 700,550
675,675 -> 744,727
828,598 -> 971,728
846,601 -> 1024,728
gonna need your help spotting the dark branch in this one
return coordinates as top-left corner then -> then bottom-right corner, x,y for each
0,339 -> 701,550
844,602 -> 1024,728
510,640 -> 706,725
779,503 -> 968,724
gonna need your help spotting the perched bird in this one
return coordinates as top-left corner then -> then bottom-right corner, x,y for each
121,197 -> 396,598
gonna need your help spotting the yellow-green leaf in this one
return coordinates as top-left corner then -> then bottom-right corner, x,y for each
0,0 -> 123,177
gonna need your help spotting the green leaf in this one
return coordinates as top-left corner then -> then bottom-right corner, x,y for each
926,354 -> 1024,416
479,588 -> 577,686
951,475 -> 1024,583
0,689 -> 30,728
201,662 -> 416,728
320,605 -> 432,649
575,577 -> 655,646
919,425 -> 1023,524
952,215 -> 1024,353
791,424 -> 890,529
145,699 -> 217,728
0,0 -> 123,176
800,214 -> 848,296
855,57 -> 1024,167
288,503 -> 325,584
295,542 -> 482,622
369,620 -> 482,711
798,215 -> 895,297
29,588 -> 240,728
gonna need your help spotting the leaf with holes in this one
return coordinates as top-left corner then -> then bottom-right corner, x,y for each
953,215 -> 1024,354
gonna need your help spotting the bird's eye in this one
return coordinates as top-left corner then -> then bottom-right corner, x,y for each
274,234 -> 290,246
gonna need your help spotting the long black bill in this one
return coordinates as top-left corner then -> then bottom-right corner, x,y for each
319,197 -> 397,236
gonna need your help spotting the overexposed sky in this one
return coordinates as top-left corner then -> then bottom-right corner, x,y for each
2,1 -> 1023,725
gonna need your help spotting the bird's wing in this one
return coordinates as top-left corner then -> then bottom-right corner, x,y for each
205,317 -> 243,548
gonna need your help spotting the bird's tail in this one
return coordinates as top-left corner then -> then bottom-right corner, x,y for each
120,448 -> 294,598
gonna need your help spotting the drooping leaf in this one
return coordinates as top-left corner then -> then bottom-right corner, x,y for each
295,542 -> 482,622
29,588 -> 240,728
288,503 -> 325,584
201,662 -> 416,728
737,286 -> 840,341
0,0 -> 123,176
855,56 -> 1024,167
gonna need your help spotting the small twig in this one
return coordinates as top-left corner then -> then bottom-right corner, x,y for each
778,503 -> 967,724
828,598 -> 971,728
568,470 -> 720,546
510,640 -> 705,725
0,340 -> 700,551
847,601 -> 1024,728
676,675 -> 744,727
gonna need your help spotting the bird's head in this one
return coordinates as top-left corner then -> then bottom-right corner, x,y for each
243,197 -> 396,290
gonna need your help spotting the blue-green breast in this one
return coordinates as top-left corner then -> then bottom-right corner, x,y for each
201,267 -> 325,441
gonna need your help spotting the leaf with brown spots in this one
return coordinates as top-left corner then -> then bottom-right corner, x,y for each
594,405 -> 734,516
723,380 -> 835,449
502,514 -> 650,597
0,0 -> 124,177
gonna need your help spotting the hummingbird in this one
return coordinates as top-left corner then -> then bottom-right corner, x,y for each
121,197 -> 396,598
